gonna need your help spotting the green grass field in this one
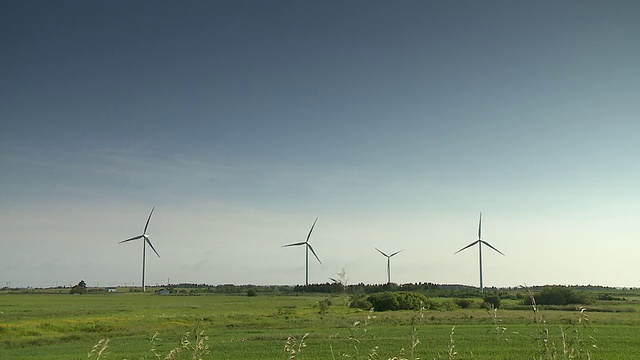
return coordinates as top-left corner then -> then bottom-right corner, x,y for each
2,290 -> 640,359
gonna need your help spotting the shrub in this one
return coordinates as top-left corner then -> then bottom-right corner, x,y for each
598,293 -> 624,301
524,286 -> 593,306
367,291 -> 429,311
440,299 -> 458,311
368,292 -> 400,311
482,293 -> 501,309
348,294 -> 372,309
318,298 -> 331,314
70,280 -> 87,295
454,298 -> 476,309
246,289 -> 258,297
396,292 -> 428,310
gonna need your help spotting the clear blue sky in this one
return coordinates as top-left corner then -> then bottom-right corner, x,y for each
2,0 -> 639,288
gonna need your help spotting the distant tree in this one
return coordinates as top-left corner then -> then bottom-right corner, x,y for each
70,280 -> 87,294
246,288 -> 258,297
482,293 -> 501,309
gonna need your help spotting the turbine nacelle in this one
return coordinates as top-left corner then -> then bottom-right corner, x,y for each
375,247 -> 404,259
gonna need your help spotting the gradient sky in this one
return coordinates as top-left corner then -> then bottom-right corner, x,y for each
2,1 -> 640,289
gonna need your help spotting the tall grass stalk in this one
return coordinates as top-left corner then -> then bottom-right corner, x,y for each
283,334 -> 308,359
525,286 -> 596,360
87,338 -> 109,360
180,321 -> 210,360
447,326 -> 457,360
407,302 -> 425,360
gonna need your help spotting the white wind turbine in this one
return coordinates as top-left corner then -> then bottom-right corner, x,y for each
283,217 -> 321,287
454,212 -> 504,292
375,247 -> 404,284
119,207 -> 160,292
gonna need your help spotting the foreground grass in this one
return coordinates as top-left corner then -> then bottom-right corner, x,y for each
2,292 -> 640,359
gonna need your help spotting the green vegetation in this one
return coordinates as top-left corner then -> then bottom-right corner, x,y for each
69,280 -> 87,295
525,286 -> 594,306
2,285 -> 640,359
482,292 -> 501,309
353,291 -> 431,311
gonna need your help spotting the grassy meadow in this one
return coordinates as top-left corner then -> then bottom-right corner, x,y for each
2,288 -> 640,359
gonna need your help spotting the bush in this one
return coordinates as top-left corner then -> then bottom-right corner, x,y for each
482,293 -> 501,309
439,299 -> 457,311
524,286 -> 593,306
348,294 -> 372,309
246,289 -> 258,297
367,291 -> 429,311
318,298 -> 331,314
396,292 -> 429,310
368,292 -> 400,311
70,280 -> 87,295
454,298 -> 476,309
598,293 -> 624,301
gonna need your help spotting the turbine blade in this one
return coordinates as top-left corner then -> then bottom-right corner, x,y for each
454,240 -> 479,254
306,217 -> 318,242
143,207 -> 155,234
282,241 -> 307,247
480,240 -> 505,256
146,238 -> 161,258
119,235 -> 143,243
478,212 -> 482,239
307,243 -> 322,264
389,249 -> 405,257
329,277 -> 338,283
374,247 -> 388,257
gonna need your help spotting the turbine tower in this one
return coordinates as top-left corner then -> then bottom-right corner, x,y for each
454,212 -> 504,292
283,217 -> 321,287
119,207 -> 160,293
374,247 -> 404,284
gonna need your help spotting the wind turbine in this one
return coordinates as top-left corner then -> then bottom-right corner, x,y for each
119,207 -> 160,293
375,247 -> 404,284
454,212 -> 504,292
283,217 -> 321,287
